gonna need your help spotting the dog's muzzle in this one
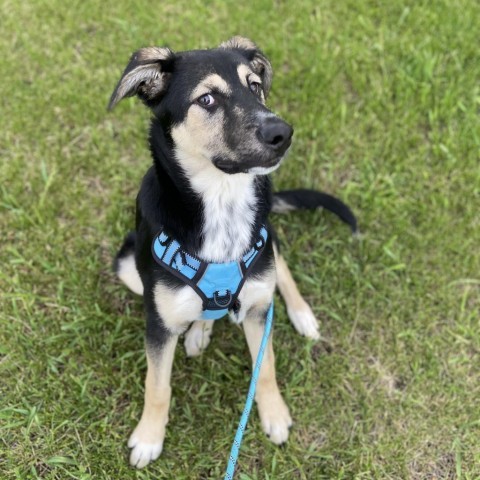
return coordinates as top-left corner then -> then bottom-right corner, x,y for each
256,117 -> 293,156
213,116 -> 294,175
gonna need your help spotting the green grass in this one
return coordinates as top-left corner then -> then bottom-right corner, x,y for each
1,0 -> 479,478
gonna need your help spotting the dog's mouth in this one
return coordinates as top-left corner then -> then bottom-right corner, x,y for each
212,159 -> 248,174
213,155 -> 285,175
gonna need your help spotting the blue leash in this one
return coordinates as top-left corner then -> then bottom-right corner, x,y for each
224,302 -> 274,480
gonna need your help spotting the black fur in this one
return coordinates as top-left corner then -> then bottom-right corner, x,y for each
110,43 -> 287,368
110,38 -> 357,468
132,133 -> 274,296
272,189 -> 358,233
113,231 -> 136,270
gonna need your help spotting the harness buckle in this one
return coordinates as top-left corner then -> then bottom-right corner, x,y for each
159,235 -> 171,247
213,290 -> 232,308
254,236 -> 265,251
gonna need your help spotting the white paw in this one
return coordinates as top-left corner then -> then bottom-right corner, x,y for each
258,395 -> 293,445
128,434 -> 163,469
184,321 -> 213,357
287,303 -> 320,340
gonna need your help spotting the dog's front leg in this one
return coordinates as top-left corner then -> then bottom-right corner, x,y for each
243,307 -> 293,445
128,312 -> 178,469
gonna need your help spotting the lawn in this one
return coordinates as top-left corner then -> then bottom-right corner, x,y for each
1,0 -> 479,478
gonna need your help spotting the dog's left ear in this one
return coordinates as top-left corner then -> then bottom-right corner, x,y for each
219,36 -> 273,97
108,46 -> 175,110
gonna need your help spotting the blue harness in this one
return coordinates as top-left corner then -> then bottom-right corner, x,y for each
152,226 -> 268,320
151,225 -> 272,478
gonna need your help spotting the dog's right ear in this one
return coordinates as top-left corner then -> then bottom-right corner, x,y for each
108,47 -> 175,110
219,37 -> 273,97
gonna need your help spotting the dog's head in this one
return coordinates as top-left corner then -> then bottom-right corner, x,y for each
109,37 -> 293,175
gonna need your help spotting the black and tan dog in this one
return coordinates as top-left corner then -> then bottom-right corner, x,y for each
109,37 -> 356,469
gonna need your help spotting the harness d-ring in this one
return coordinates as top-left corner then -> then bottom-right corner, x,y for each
213,290 -> 232,308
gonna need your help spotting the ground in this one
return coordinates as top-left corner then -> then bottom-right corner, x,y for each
1,0 -> 479,478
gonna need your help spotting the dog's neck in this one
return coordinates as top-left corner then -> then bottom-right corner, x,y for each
148,120 -> 270,263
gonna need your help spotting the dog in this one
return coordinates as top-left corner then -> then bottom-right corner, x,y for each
109,36 -> 356,469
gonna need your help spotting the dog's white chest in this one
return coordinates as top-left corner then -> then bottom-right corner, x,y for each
195,173 -> 257,263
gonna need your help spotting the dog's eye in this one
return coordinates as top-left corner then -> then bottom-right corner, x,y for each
249,81 -> 261,95
197,93 -> 216,108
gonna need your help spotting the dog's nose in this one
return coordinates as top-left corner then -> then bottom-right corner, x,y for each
257,118 -> 293,153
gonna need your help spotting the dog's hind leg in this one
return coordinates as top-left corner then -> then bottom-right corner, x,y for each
274,246 -> 320,340
114,232 -> 144,296
184,320 -> 214,357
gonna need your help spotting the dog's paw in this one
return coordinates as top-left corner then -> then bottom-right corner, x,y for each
184,321 -> 213,357
128,421 -> 166,469
287,303 -> 320,340
257,394 -> 293,445
128,435 -> 163,469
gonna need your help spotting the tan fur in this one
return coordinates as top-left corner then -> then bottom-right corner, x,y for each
275,252 -> 308,313
274,246 -> 320,339
136,46 -> 173,62
240,261 -> 292,443
219,36 -> 257,51
219,36 -> 273,96
236,64 -> 265,103
109,47 -> 173,109
236,64 -> 253,88
128,337 -> 178,468
243,311 -> 292,444
171,103 -> 233,166
190,73 -> 232,100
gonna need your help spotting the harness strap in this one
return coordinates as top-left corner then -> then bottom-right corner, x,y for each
151,226 -> 268,319
152,227 -> 274,477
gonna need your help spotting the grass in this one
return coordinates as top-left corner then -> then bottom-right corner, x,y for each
1,0 -> 479,478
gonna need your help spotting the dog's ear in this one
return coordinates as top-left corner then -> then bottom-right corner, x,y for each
219,36 -> 273,97
108,47 -> 175,110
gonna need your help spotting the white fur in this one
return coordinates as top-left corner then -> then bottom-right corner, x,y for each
249,144 -> 291,175
287,305 -> 320,340
128,436 -> 163,469
248,163 -> 281,175
257,394 -> 292,444
174,150 -> 257,262
151,266 -> 277,361
184,320 -> 214,357
153,283 -> 203,334
235,271 -> 276,322
117,254 -> 144,295
195,172 -> 257,262
171,105 -> 258,263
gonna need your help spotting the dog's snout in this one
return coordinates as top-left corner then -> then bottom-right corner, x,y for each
257,118 -> 293,153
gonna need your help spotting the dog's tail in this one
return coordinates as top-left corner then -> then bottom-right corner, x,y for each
272,189 -> 357,233
114,231 -> 144,295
